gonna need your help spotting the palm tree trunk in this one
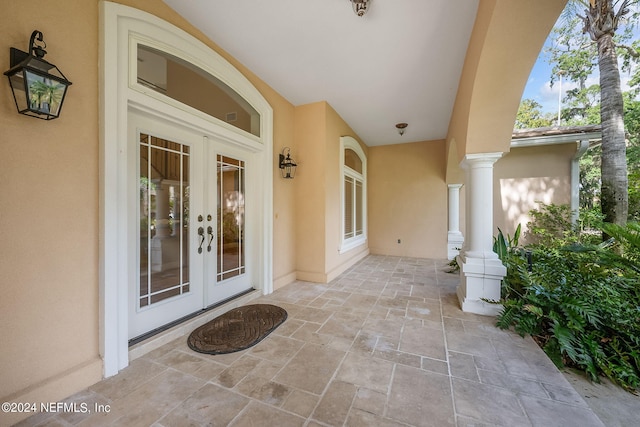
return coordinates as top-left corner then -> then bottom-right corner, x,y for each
597,31 -> 628,226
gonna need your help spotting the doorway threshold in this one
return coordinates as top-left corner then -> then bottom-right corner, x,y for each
128,289 -> 260,361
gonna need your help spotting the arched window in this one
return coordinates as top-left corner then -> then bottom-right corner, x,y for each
340,136 -> 367,253
136,44 -> 261,137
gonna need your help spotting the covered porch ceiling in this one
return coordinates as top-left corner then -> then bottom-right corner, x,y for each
162,0 -> 479,147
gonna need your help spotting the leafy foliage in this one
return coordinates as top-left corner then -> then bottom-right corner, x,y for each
625,97 -> 640,221
602,222 -> 640,268
496,214 -> 640,392
493,224 -> 521,261
526,203 -> 580,246
515,100 -> 555,129
529,1 -> 640,222
506,1 -> 640,391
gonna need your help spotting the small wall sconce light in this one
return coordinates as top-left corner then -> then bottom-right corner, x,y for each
396,122 -> 408,136
279,147 -> 297,179
4,30 -> 72,120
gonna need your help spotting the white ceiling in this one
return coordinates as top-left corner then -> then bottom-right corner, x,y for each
162,0 -> 479,146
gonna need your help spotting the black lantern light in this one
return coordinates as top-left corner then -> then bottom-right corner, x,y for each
279,147 -> 297,179
4,30 -> 72,120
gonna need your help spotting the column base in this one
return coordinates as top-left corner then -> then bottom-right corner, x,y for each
456,253 -> 506,316
447,231 -> 464,260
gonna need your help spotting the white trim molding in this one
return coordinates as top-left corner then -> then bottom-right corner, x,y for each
339,136 -> 367,254
447,184 -> 464,260
100,1 -> 273,377
571,140 -> 590,224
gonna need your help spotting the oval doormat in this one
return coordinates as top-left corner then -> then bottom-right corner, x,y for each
188,304 -> 287,354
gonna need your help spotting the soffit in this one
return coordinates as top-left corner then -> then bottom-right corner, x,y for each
162,0 -> 479,146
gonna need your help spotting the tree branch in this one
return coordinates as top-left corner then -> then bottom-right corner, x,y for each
614,0 -> 632,22
616,43 -> 640,58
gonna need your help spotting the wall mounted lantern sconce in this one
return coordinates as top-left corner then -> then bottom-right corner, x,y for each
349,0 -> 372,17
279,147 -> 297,179
396,122 -> 408,136
4,30 -> 72,120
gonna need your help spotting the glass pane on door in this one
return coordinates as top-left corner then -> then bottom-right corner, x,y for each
217,155 -> 245,282
139,134 -> 191,308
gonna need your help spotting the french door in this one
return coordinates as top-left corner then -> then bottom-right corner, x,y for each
129,111 -> 252,339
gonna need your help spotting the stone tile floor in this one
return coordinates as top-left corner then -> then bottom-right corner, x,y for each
16,255 -> 607,426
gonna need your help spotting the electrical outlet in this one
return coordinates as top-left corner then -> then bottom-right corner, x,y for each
397,239 -> 401,244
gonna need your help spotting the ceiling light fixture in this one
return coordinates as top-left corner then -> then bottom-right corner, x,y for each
349,0 -> 371,17
395,123 -> 408,136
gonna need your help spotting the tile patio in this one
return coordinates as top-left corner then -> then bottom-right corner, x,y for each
16,256 -> 605,426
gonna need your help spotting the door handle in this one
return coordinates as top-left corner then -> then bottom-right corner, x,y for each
207,226 -> 214,252
197,226 -> 205,254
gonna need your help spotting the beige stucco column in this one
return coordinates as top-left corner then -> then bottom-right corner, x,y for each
447,184 -> 464,260
457,153 -> 506,315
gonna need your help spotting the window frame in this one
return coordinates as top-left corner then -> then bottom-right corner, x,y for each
339,136 -> 367,254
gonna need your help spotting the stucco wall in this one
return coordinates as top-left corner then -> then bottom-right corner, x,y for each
368,141 -> 448,259
0,0 -> 103,416
294,102 -> 369,283
494,144 -> 576,241
0,1 -> 298,421
294,102 -> 328,281
446,0 -> 567,167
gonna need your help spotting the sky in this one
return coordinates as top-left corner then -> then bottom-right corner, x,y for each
521,5 -> 639,116
521,49 -> 563,116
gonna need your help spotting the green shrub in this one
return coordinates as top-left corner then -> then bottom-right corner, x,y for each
495,219 -> 640,392
579,207 -> 605,235
526,203 -> 577,246
602,222 -> 640,268
493,224 -> 521,261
